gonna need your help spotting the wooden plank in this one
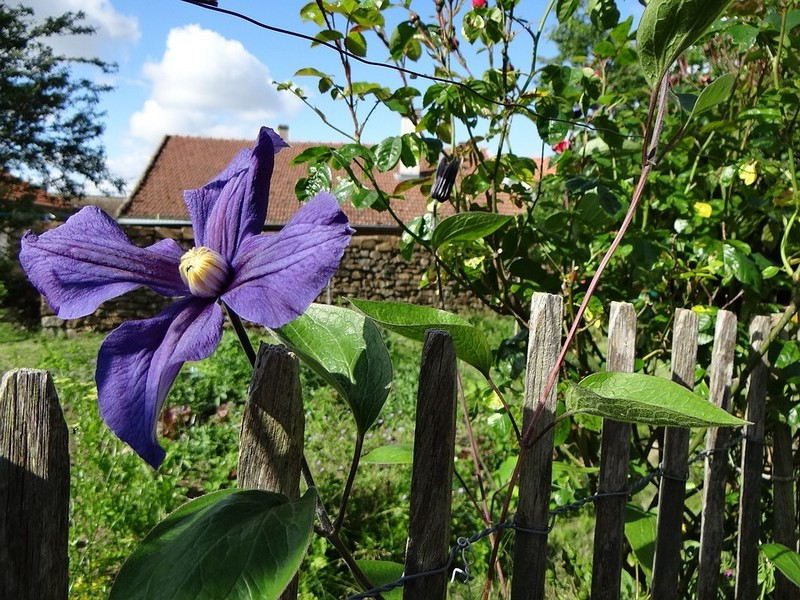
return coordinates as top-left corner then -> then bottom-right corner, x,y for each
591,302 -> 637,600
404,329 -> 457,600
773,421 -> 799,599
735,315 -> 771,600
697,309 -> 738,600
511,293 -> 563,600
0,369 -> 69,600
651,309 -> 699,600
238,344 -> 304,600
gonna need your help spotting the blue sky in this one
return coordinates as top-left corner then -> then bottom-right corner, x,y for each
24,0 -> 642,193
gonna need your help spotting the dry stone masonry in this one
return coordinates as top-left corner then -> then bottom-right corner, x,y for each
39,226 -> 481,334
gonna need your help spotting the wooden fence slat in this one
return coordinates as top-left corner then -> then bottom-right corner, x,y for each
651,308 -> 699,600
735,315 -> 772,600
238,344 -> 304,600
773,420 -> 799,599
0,369 -> 70,600
238,343 -> 304,495
697,309 -> 738,600
404,329 -> 458,600
591,301 -> 637,600
511,293 -> 563,600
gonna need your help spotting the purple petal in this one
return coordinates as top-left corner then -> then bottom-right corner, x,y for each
184,127 -> 288,255
96,298 -> 223,468
222,192 -> 353,328
19,206 -> 188,319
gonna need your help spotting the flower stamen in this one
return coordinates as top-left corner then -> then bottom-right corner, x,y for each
179,247 -> 229,297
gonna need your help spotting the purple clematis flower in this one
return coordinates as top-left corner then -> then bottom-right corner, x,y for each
20,127 -> 353,468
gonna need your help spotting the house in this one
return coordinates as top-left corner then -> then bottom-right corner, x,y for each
37,127 -> 551,333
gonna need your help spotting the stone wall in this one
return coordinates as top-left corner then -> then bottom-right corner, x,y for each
40,226 -> 482,335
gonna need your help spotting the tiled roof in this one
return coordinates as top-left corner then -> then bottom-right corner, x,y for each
121,134 -> 551,227
0,172 -> 65,210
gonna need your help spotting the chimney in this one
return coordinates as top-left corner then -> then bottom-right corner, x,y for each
278,124 -> 289,141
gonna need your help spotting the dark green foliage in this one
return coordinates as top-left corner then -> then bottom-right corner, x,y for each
0,4 -> 120,198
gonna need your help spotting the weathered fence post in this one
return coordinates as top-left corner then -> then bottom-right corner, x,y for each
697,309 -> 737,600
511,293 -> 563,600
404,329 -> 457,600
735,316 -> 772,600
591,301 -> 636,600
0,369 -> 69,600
773,420 -> 799,599
238,344 -> 304,600
651,308 -> 699,600
772,318 -> 800,599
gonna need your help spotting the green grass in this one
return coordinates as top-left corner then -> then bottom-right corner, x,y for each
1,311 -> 609,599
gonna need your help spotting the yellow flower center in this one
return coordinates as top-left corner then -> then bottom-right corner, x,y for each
179,247 -> 229,297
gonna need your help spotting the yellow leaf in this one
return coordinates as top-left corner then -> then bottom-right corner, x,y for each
738,161 -> 757,186
693,202 -> 713,218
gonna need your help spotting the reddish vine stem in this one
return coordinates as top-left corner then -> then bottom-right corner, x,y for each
482,74 -> 671,597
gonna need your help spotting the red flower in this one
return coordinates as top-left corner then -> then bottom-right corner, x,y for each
472,0 -> 487,7
552,139 -> 570,153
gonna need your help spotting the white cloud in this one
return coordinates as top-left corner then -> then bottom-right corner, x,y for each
25,0 -> 139,55
115,24 -> 300,187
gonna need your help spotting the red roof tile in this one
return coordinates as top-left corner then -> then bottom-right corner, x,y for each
121,135 -> 551,227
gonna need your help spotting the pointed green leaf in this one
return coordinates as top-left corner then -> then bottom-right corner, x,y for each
362,443 -> 413,464
294,67 -> 331,79
556,0 -> 581,22
625,504 -> 657,580
374,136 -> 403,172
566,372 -> 747,427
110,488 -> 316,600
690,73 -> 735,118
276,304 -> 392,434
356,560 -> 404,600
761,543 -> 800,587
345,30 -> 367,57
349,298 -> 492,375
431,212 -> 513,249
637,0 -> 731,86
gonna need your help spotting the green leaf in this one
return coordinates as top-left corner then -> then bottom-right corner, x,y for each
687,73 -> 735,120
314,29 -> 343,44
345,30 -> 367,57
566,372 -> 748,427
636,0 -> 731,86
362,443 -> 413,464
110,488 -> 316,600
775,340 -> 800,370
374,136 -> 403,172
761,543 -> 800,587
294,67 -> 331,79
294,165 -> 332,203
556,0 -> 581,23
726,23 -> 758,48
349,299 -> 493,376
431,212 -> 513,250
291,145 -> 332,165
722,242 -> 762,292
356,560 -> 404,600
625,504 -> 657,580
275,304 -> 392,434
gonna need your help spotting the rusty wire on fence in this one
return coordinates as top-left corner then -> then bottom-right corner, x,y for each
347,432 -> 749,600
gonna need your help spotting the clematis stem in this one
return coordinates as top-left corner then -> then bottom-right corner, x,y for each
223,303 -> 257,366
225,304 -> 380,596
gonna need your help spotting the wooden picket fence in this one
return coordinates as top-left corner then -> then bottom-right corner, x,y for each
1,293 -> 798,600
